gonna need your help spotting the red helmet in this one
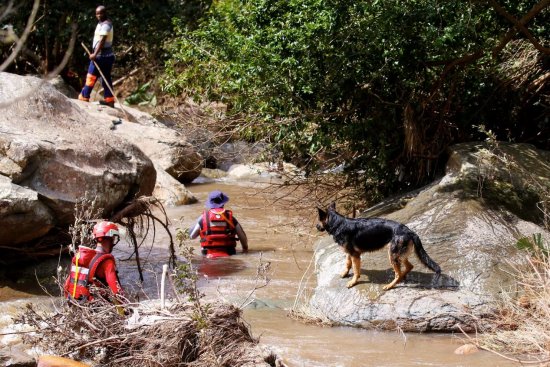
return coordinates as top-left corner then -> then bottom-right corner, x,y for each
92,221 -> 120,243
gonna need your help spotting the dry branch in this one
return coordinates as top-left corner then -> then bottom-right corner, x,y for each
68,195 -> 175,284
109,196 -> 176,282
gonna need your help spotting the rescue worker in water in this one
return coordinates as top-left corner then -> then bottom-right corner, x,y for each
189,190 -> 249,258
64,221 -> 124,303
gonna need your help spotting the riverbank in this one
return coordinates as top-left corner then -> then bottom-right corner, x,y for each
0,180 -> 523,366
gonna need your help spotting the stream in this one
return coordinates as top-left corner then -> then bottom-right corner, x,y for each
0,180 -> 516,366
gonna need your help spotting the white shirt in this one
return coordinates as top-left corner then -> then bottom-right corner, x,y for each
93,20 -> 113,50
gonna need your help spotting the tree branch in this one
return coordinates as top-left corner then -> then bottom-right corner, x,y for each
0,0 -> 40,71
492,0 -> 550,57
489,0 -> 550,55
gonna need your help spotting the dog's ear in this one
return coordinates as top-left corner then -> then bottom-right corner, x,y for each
329,202 -> 336,211
317,208 -> 327,220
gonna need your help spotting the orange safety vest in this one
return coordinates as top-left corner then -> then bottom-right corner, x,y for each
199,209 -> 237,248
64,246 -> 115,301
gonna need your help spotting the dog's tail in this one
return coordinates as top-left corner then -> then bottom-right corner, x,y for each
412,234 -> 441,276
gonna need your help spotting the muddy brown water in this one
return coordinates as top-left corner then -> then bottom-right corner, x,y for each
1,181 -> 515,366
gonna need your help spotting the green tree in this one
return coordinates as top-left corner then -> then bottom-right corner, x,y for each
1,0 -> 211,89
164,0 -> 548,202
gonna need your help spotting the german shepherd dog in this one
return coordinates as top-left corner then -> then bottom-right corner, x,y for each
317,203 -> 441,290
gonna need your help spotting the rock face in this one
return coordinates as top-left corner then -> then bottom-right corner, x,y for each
153,164 -> 197,207
0,176 -> 55,245
79,102 -> 203,183
0,72 -> 201,251
0,72 -> 156,229
226,162 -> 301,182
213,141 -> 268,171
308,142 -> 550,332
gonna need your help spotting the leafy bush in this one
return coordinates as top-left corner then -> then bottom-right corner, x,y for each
163,0 -> 548,202
124,81 -> 157,106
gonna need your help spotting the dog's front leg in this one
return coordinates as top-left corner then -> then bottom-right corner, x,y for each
347,254 -> 361,288
340,253 -> 352,278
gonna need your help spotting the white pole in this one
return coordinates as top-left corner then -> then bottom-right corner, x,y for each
161,264 -> 168,309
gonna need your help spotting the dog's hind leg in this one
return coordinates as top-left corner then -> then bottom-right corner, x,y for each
383,251 -> 405,290
346,254 -> 361,288
383,263 -> 403,290
402,258 -> 414,280
401,241 -> 415,281
341,253 -> 352,278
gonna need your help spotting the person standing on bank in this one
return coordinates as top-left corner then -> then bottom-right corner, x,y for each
190,190 -> 249,258
78,5 -> 116,108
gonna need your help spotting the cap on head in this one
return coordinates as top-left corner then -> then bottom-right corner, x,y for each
93,221 -> 120,244
206,190 -> 229,209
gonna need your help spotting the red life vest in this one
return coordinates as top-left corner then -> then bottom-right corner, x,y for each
199,209 -> 237,248
64,246 -> 115,301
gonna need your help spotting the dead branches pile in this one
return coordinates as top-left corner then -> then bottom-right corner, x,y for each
18,299 -> 277,367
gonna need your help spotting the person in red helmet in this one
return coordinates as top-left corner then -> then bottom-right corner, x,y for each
64,220 -> 124,303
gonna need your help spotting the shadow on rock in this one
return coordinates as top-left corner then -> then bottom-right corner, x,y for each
354,269 -> 459,290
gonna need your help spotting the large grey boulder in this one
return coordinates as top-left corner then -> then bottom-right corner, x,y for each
308,142 -> 550,332
77,101 -> 203,184
152,163 -> 197,206
214,141 -> 268,171
0,72 -> 156,234
0,175 -> 54,245
226,162 -> 302,182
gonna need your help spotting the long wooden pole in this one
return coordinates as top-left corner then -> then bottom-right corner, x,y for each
80,42 -> 130,120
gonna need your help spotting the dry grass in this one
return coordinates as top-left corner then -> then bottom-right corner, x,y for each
477,249 -> 550,361
468,134 -> 550,363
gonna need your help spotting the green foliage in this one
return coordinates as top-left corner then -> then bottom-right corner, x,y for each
124,81 -> 157,106
173,261 -> 200,301
173,227 -> 203,303
163,0 -> 548,202
1,0 -> 211,85
517,234 -> 548,257
190,303 -> 211,330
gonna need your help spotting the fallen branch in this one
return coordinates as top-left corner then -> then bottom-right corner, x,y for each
100,67 -> 139,91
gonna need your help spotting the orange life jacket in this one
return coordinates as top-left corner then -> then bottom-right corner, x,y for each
64,246 -> 115,301
199,209 -> 237,248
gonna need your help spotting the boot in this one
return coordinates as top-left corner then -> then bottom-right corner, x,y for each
99,100 -> 115,108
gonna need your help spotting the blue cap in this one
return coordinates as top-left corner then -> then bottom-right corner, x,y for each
206,190 -> 229,209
